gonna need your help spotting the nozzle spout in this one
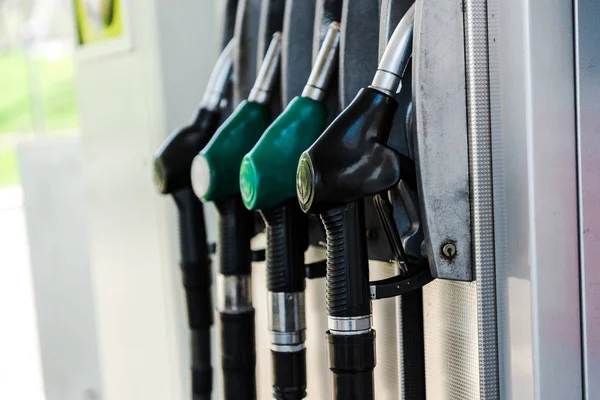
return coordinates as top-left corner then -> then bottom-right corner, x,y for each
370,4 -> 415,96
248,32 -> 282,104
200,39 -> 236,111
302,22 -> 341,102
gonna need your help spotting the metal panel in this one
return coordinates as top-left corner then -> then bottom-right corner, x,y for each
575,0 -> 600,398
413,0 -> 472,281
423,281 -> 480,400
463,0 -> 500,397
489,0 -> 583,399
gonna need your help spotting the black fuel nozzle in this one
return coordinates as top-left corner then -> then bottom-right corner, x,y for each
295,6 -> 416,400
151,39 -> 234,400
154,39 -> 235,195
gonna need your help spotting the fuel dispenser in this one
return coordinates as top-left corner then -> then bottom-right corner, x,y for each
154,0 -> 496,398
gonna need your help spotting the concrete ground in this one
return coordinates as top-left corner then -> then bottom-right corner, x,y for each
0,186 -> 45,400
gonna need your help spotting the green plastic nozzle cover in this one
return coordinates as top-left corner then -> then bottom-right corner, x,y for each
192,100 -> 269,202
240,96 -> 327,210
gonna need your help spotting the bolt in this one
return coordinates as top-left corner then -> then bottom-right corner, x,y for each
442,243 -> 456,258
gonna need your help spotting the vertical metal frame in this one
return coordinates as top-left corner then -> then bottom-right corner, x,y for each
575,0 -> 600,398
489,0 -> 583,398
463,0 -> 500,396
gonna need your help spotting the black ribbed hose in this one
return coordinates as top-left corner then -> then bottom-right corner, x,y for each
261,199 -> 308,400
215,196 -> 256,400
172,187 -> 213,400
321,201 -> 375,400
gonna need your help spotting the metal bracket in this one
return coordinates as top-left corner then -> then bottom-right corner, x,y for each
369,266 -> 433,300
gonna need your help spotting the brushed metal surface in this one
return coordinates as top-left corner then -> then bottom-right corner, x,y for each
413,0 -> 472,281
488,0 -> 582,398
423,281 -> 480,400
575,0 -> 600,398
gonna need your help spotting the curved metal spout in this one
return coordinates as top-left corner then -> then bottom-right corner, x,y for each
200,39 -> 236,111
370,4 -> 415,96
302,22 -> 341,102
248,32 -> 282,104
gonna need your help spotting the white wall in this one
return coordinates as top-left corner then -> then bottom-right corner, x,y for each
19,138 -> 102,400
75,1 -> 220,399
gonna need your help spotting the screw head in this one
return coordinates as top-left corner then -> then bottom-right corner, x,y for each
442,243 -> 457,258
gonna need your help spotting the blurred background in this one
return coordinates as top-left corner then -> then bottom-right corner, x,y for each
0,1 -> 225,399
0,1 -> 78,399
0,0 -> 77,187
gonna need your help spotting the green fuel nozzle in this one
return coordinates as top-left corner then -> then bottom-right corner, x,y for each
237,22 -> 341,400
191,32 -> 282,202
239,22 -> 341,211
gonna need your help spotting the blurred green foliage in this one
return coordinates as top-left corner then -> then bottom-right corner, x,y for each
0,50 -> 78,188
0,51 -> 78,133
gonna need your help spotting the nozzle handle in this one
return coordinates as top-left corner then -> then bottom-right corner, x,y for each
321,201 -> 371,318
215,196 -> 254,276
172,187 -> 213,399
261,200 -> 308,293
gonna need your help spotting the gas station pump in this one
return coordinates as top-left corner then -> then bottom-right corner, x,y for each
151,0 -> 565,398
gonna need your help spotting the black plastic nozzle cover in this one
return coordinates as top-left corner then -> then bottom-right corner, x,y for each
154,108 -> 220,195
298,88 -> 401,216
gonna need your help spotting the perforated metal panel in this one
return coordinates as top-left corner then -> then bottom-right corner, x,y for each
423,281 -> 480,399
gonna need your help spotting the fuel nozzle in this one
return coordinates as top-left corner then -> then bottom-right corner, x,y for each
151,39 -> 234,400
153,39 -> 234,195
297,4 -> 415,214
295,7 -> 415,400
237,22 -> 341,400
240,22 -> 341,211
191,32 -> 282,202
